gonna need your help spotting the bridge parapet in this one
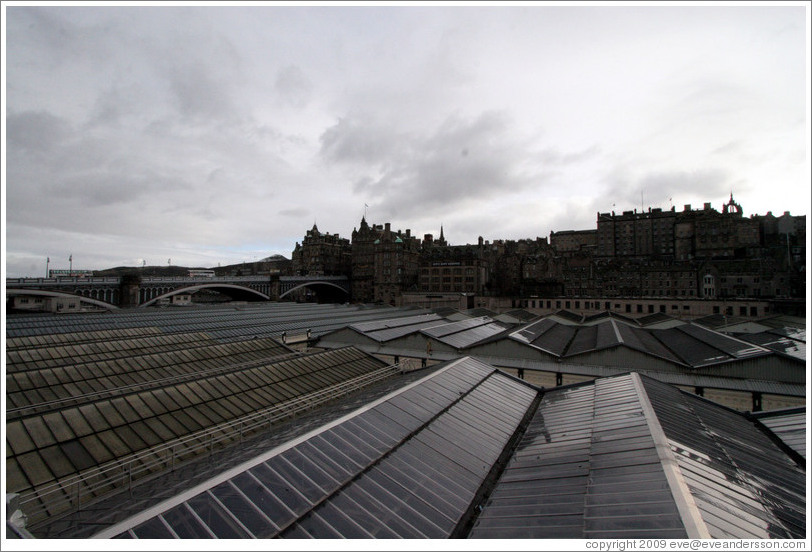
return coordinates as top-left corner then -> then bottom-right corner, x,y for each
7,277 -> 121,286
141,275 -> 271,283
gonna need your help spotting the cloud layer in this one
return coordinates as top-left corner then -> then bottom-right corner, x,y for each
4,4 -> 808,277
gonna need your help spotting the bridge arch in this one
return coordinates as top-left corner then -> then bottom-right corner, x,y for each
6,289 -> 120,311
139,283 -> 270,307
278,281 -> 350,302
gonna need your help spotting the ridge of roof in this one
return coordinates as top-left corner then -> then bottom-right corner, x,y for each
630,373 -> 711,539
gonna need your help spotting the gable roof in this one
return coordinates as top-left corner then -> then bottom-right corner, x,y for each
69,361 -> 803,541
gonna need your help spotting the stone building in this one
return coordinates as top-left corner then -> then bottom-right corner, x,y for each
349,218 -> 420,304
291,224 -> 352,277
549,229 -> 597,255
597,207 -> 677,258
418,234 -> 489,295
350,217 -> 380,303
371,223 -> 421,305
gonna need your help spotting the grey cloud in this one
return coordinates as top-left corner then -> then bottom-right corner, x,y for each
326,111 -> 557,220
167,61 -> 239,122
279,208 -> 310,218
6,110 -> 71,153
319,116 -> 401,165
275,65 -> 313,108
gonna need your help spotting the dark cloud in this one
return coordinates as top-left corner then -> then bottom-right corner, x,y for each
279,208 -> 310,218
319,116 -> 402,165
6,110 -> 71,153
323,110 -> 564,221
166,61 -> 240,122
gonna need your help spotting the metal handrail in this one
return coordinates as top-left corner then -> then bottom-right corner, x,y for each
20,363 -> 401,526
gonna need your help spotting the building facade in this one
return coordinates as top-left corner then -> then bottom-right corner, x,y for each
291,224 -> 352,277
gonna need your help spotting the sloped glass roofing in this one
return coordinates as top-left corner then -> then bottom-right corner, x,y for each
470,373 -> 806,539
641,377 -> 806,539
735,331 -> 807,361
752,407 -> 806,460
501,315 -> 797,369
99,357 -> 538,539
615,322 -> 683,363
470,374 -> 687,539
676,324 -> 768,360
511,318 -> 557,344
6,346 -> 392,526
421,316 -> 493,338
349,313 -> 444,334
528,322 -> 577,356
24,362 -> 803,540
5,302 -> 432,342
348,314 -> 446,343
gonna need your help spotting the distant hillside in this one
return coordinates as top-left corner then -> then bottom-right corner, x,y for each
94,255 -> 291,278
93,266 -> 201,277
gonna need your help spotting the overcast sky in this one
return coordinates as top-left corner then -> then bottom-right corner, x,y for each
3,2 -> 809,277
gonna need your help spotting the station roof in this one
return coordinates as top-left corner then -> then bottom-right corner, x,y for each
55,358 -> 803,540
506,316 -> 775,368
5,304 -> 806,541
347,313 -> 446,343
420,316 -> 510,350
752,407 -> 807,459
6,330 -> 399,527
5,302 -> 432,342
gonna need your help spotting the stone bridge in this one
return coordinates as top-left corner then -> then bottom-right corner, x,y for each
6,275 -> 350,310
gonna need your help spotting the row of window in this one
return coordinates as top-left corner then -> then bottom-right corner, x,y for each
520,299 -> 763,317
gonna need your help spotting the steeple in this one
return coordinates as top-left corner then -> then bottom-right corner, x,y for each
722,192 -> 742,216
